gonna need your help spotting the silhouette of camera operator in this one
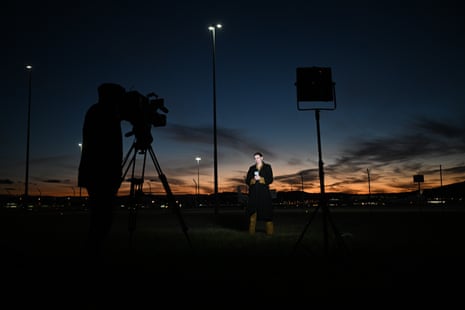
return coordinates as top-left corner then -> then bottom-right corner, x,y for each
78,83 -> 126,257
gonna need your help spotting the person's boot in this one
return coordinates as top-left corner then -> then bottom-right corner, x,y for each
249,213 -> 257,235
265,221 -> 274,236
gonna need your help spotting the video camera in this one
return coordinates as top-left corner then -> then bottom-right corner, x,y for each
120,90 -> 169,149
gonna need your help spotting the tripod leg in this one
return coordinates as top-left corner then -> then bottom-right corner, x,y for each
121,142 -> 151,250
147,146 -> 193,250
121,142 -> 136,183
121,143 -> 137,248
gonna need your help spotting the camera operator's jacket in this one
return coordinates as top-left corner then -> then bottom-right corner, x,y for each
78,101 -> 123,192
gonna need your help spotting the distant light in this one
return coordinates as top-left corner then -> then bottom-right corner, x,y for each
208,24 -> 222,31
195,156 -> 201,161
25,65 -> 32,70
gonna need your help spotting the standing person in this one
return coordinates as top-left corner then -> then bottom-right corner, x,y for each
245,152 -> 274,235
78,83 -> 126,257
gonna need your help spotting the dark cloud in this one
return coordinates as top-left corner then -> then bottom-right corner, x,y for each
334,117 -> 465,171
43,179 -> 62,183
165,123 -> 276,158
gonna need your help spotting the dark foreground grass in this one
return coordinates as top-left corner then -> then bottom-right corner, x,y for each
2,207 -> 464,306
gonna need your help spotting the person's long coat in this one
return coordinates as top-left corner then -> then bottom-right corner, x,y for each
245,162 -> 274,221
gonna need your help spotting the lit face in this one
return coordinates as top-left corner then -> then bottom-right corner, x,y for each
254,154 -> 263,164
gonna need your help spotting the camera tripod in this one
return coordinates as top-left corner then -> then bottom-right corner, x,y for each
121,138 -> 192,251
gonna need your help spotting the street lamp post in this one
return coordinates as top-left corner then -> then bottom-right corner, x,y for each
78,143 -> 83,198
24,64 -> 32,208
195,157 -> 201,206
208,23 -> 222,214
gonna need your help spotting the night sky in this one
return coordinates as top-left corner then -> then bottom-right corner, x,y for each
1,0 -> 464,197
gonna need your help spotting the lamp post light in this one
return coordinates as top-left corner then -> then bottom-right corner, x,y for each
208,23 -> 222,214
24,64 -> 32,208
195,156 -> 201,206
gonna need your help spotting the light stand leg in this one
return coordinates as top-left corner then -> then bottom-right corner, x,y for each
293,110 -> 347,257
292,204 -> 320,254
315,110 -> 330,256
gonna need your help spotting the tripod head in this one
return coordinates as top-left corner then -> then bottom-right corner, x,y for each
124,128 -> 153,151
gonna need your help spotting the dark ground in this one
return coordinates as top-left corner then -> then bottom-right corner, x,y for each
1,206 -> 464,306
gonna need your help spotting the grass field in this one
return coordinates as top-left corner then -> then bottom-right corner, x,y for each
2,206 -> 464,305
